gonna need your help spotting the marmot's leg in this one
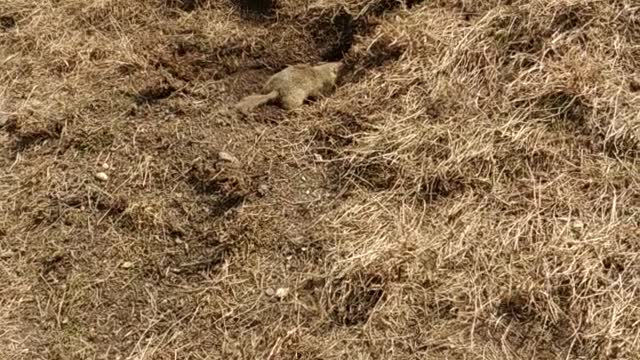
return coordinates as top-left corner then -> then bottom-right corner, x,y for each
280,89 -> 307,110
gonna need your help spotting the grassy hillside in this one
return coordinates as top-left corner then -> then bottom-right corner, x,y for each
1,0 -> 639,358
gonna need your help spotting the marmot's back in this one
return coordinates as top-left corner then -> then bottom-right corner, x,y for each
263,65 -> 326,95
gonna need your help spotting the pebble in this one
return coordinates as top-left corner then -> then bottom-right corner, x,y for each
275,287 -> 290,299
218,151 -> 240,165
121,261 -> 134,269
265,288 -> 275,296
101,163 -> 110,170
95,172 -> 109,181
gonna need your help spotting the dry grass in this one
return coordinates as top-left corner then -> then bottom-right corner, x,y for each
1,0 -> 639,358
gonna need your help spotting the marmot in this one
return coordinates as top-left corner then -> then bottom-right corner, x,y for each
234,61 -> 343,114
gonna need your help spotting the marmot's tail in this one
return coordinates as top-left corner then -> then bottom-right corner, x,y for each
234,91 -> 279,115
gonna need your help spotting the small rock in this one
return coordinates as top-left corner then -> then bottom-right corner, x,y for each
275,287 -> 290,299
265,288 -> 275,296
101,163 -> 110,170
95,172 -> 109,181
218,151 -> 240,165
121,261 -> 134,269
174,237 -> 184,245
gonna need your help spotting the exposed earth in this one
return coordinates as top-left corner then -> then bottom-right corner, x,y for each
1,0 -> 639,359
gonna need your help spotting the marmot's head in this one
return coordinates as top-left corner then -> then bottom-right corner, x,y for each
316,62 -> 343,85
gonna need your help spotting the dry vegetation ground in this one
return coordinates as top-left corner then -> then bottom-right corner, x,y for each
1,0 -> 639,358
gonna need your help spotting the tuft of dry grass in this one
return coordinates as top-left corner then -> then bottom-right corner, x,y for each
1,0 -> 639,359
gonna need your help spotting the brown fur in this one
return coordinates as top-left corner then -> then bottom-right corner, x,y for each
234,62 -> 343,115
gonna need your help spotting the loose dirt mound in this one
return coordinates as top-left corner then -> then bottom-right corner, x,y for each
1,0 -> 639,359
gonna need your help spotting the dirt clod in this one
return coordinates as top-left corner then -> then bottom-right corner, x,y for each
133,84 -> 177,105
